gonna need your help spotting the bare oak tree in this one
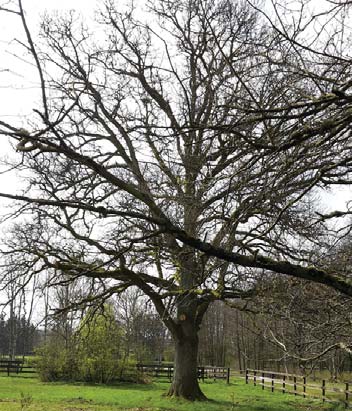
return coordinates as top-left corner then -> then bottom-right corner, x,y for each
1,0 -> 352,400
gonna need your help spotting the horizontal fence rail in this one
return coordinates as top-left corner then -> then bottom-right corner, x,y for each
136,364 -> 230,383
0,359 -> 36,376
246,368 -> 352,408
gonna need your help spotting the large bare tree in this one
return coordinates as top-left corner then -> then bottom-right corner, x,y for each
1,0 -> 352,400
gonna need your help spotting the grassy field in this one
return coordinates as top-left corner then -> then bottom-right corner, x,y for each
0,375 -> 344,411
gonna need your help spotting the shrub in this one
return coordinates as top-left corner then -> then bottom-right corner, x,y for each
35,339 -> 79,381
36,304 -> 129,383
75,305 -> 123,383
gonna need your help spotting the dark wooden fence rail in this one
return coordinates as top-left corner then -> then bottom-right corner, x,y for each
137,364 -> 230,383
0,359 -> 36,376
246,368 -> 352,408
136,364 -> 174,381
0,359 -> 23,376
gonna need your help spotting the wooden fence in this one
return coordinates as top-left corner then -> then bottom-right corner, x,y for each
137,364 -> 230,383
246,368 -> 352,408
0,359 -> 36,376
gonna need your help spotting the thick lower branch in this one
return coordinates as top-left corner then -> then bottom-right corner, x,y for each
170,228 -> 352,296
2,192 -> 352,296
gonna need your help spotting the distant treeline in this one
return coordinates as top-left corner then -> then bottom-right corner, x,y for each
3,277 -> 352,383
0,313 -> 40,358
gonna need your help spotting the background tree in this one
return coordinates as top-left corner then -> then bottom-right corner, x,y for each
0,313 -> 39,357
1,0 -> 352,400
116,289 -> 171,363
0,262 -> 38,358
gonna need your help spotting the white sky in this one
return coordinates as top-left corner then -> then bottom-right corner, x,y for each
0,0 -> 95,114
0,1 -> 97,204
0,0 -> 350,225
0,0 -> 350,207
0,0 -> 98,319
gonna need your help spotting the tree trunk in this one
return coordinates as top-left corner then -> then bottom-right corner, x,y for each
168,331 -> 206,401
165,257 -> 208,401
9,299 -> 16,360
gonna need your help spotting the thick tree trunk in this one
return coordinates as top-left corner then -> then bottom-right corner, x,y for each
168,333 -> 206,401
165,252 -> 208,401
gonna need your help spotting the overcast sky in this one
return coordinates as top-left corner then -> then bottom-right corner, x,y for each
0,0 -> 95,115
0,0 -> 99,319
0,0 -> 350,214
0,1 -> 97,203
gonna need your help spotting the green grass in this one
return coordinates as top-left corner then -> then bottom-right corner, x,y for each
0,375 -> 343,411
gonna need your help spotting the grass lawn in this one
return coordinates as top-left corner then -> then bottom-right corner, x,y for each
0,375 -> 343,411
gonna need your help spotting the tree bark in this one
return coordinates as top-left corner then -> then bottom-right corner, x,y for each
168,331 -> 206,401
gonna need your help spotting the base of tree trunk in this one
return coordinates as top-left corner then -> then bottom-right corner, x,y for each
167,382 -> 207,401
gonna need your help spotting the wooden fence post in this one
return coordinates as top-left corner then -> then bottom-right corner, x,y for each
322,379 -> 326,403
346,382 -> 349,408
254,371 -> 257,386
271,374 -> 274,392
168,366 -> 171,381
303,377 -> 306,398
283,375 -> 286,394
262,372 -> 264,390
294,376 -> 297,396
227,368 -> 230,384
245,369 -> 248,384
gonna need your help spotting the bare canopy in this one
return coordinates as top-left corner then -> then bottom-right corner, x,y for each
1,0 -> 352,400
